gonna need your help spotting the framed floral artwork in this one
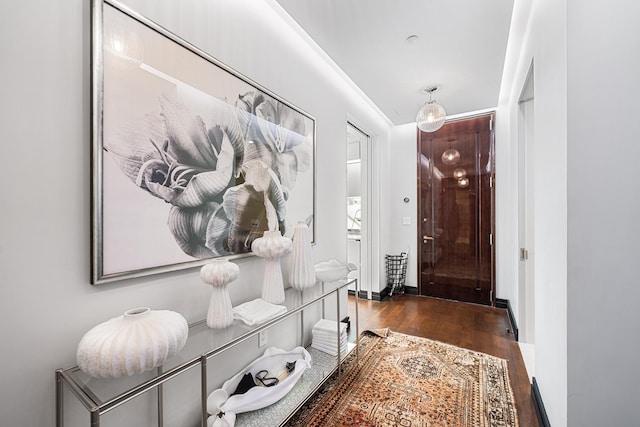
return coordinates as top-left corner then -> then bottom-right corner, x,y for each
91,0 -> 315,284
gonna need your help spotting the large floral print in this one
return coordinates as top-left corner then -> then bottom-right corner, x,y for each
104,91 -> 311,262
93,1 -> 315,284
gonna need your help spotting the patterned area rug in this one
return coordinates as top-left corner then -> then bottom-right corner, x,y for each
286,329 -> 518,427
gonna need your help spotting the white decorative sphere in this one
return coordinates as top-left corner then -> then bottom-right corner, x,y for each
76,307 -> 189,378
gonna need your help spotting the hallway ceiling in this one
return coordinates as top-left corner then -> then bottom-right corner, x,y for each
275,0 -> 514,125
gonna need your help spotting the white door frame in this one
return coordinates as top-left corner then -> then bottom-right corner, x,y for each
347,121 -> 373,299
518,64 -> 536,345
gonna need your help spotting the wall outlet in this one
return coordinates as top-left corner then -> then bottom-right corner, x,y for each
258,331 -> 267,347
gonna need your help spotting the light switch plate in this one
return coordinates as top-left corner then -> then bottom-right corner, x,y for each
402,216 -> 411,225
258,331 -> 267,347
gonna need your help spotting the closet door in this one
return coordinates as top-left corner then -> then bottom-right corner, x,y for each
417,114 -> 494,305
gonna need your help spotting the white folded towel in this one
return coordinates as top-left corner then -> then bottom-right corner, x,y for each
233,298 -> 287,326
312,335 -> 347,347
312,329 -> 347,338
311,342 -> 348,356
312,332 -> 347,345
313,319 -> 347,334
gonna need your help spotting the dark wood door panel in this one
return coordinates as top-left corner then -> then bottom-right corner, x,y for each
420,273 -> 492,305
417,114 -> 495,305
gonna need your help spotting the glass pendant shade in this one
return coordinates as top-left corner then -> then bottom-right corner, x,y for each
453,168 -> 467,179
441,148 -> 460,165
457,177 -> 470,188
416,101 -> 447,132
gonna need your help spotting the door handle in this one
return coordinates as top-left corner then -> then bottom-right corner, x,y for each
423,235 -> 434,242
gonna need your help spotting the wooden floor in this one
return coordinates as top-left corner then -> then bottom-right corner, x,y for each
347,294 -> 539,427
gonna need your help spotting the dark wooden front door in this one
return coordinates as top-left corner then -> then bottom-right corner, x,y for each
417,114 -> 495,305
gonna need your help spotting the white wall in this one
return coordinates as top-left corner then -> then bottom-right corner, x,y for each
388,124 -> 419,290
566,1 -> 640,425
496,0 -> 568,425
0,1 -> 390,426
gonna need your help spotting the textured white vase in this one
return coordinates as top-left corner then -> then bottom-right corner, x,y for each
289,221 -> 316,290
76,307 -> 188,378
200,259 -> 239,329
251,230 -> 292,304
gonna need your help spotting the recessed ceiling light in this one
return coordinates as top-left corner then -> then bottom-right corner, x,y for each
406,35 -> 419,44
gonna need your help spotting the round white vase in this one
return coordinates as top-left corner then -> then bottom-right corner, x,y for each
200,259 -> 240,329
289,221 -> 316,290
251,230 -> 292,304
76,307 -> 189,378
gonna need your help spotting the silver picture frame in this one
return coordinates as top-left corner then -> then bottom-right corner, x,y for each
91,0 -> 316,284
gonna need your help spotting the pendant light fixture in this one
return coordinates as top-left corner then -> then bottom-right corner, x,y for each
416,85 -> 447,133
453,168 -> 467,179
441,138 -> 460,165
442,148 -> 460,165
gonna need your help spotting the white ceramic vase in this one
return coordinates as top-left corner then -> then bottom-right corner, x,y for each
251,230 -> 292,304
289,221 -> 316,290
76,307 -> 188,378
200,259 -> 240,329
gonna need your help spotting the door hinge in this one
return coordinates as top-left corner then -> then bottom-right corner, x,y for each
489,233 -> 493,246
490,176 -> 494,188
520,248 -> 529,260
489,117 -> 493,131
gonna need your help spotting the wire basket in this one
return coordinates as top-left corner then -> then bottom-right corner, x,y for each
385,252 -> 408,296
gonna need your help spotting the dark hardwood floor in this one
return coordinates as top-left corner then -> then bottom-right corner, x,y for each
347,294 -> 539,427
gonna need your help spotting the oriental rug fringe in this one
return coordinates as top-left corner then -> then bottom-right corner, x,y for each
286,329 -> 518,427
